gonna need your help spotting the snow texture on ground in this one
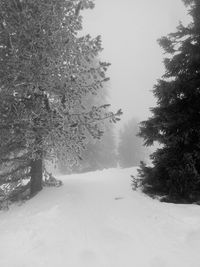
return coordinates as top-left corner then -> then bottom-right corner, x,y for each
1,167 -> 200,267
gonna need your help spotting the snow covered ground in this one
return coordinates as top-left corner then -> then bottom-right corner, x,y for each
1,167 -> 200,267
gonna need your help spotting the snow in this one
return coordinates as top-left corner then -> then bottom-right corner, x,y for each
1,167 -> 200,267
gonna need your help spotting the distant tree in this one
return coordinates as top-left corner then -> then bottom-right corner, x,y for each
58,84 -> 118,174
118,118 -> 146,168
0,0 -> 121,200
137,0 -> 200,203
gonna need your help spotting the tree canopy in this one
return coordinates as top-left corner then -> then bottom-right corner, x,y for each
137,0 -> 200,203
0,0 -> 121,201
58,83 -> 118,174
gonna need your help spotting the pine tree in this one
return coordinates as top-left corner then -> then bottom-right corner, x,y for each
58,84 -> 118,174
0,0 -> 121,199
138,0 -> 200,203
77,121 -> 117,172
118,118 -> 147,168
79,84 -> 118,172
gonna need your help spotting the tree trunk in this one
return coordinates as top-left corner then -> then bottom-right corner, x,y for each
30,156 -> 43,196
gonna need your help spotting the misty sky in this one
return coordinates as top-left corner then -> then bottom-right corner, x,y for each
82,0 -> 190,124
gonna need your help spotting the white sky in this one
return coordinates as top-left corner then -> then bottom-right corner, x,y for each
82,0 -> 190,124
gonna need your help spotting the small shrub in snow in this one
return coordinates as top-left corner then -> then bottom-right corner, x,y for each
43,172 -> 63,188
131,174 -> 143,191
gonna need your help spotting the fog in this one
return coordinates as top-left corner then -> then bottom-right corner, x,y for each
82,0 -> 190,124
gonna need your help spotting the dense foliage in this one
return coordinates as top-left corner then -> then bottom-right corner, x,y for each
137,0 -> 200,203
0,0 -> 121,200
58,85 -> 118,174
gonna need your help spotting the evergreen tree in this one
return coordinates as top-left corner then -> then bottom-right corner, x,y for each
118,118 -> 146,168
79,84 -> 118,172
75,121 -> 117,173
0,0 -> 121,199
138,0 -> 200,202
58,84 -> 118,174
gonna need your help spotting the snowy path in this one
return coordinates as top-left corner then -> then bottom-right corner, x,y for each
1,168 -> 200,267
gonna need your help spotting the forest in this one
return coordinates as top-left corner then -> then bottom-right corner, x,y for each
1,1 -> 200,267
0,0 -> 199,207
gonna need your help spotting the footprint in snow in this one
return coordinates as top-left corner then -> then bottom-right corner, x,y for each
115,197 -> 124,200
